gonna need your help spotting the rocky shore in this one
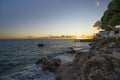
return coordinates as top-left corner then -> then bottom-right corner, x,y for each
36,37 -> 120,80
55,37 -> 120,80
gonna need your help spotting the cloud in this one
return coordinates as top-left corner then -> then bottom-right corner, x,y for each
93,21 -> 102,30
95,0 -> 100,6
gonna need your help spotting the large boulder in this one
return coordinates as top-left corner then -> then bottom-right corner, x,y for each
36,56 -> 61,72
73,50 -> 120,80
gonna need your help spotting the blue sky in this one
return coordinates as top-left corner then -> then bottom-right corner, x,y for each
0,0 -> 111,38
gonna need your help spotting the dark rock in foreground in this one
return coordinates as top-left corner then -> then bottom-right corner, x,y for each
73,51 -> 120,80
36,56 -> 61,72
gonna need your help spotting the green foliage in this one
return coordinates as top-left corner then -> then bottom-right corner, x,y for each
109,13 -> 120,26
101,0 -> 120,31
102,25 -> 112,31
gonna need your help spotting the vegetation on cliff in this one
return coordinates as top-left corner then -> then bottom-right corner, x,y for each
101,0 -> 120,31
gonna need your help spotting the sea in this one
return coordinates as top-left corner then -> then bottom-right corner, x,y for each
0,39 -> 90,80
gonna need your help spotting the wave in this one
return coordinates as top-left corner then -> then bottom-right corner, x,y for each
0,64 -> 55,80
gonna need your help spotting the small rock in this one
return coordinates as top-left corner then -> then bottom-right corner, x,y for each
66,49 -> 76,54
68,47 -> 74,49
37,43 -> 44,47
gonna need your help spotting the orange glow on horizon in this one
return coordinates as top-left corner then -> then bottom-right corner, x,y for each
0,33 -> 98,39
78,33 -> 97,39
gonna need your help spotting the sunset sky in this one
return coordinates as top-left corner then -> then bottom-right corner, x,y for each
0,0 -> 111,39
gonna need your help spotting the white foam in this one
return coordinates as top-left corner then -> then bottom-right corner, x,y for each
0,64 -> 55,80
55,54 -> 75,64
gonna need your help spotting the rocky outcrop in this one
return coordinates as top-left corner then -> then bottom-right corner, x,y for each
90,37 -> 120,50
56,37 -> 120,80
73,51 -> 120,80
36,56 -> 61,72
72,38 -> 120,80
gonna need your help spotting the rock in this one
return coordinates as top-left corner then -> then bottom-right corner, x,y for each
55,37 -> 120,80
37,43 -> 44,47
80,51 -> 120,80
116,37 -> 120,43
72,37 -> 120,80
36,56 -> 47,64
72,50 -> 120,80
55,63 -> 75,80
108,42 -> 118,48
66,49 -> 76,54
73,52 -> 94,80
68,47 -> 74,49
36,56 -> 61,72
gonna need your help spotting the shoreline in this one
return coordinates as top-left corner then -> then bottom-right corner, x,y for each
0,41 -> 89,80
1,37 -> 119,80
55,37 -> 120,80
55,48 -> 90,80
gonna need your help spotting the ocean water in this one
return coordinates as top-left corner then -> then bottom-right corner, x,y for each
0,39 -> 90,80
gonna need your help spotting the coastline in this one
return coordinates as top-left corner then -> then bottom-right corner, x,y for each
0,37 -> 119,80
55,37 -> 120,80
0,40 -> 89,80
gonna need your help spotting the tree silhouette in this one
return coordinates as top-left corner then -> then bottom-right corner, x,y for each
101,0 -> 120,31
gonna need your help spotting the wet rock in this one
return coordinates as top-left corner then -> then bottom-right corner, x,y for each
37,43 -> 44,47
66,49 -> 76,54
36,56 -> 61,72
